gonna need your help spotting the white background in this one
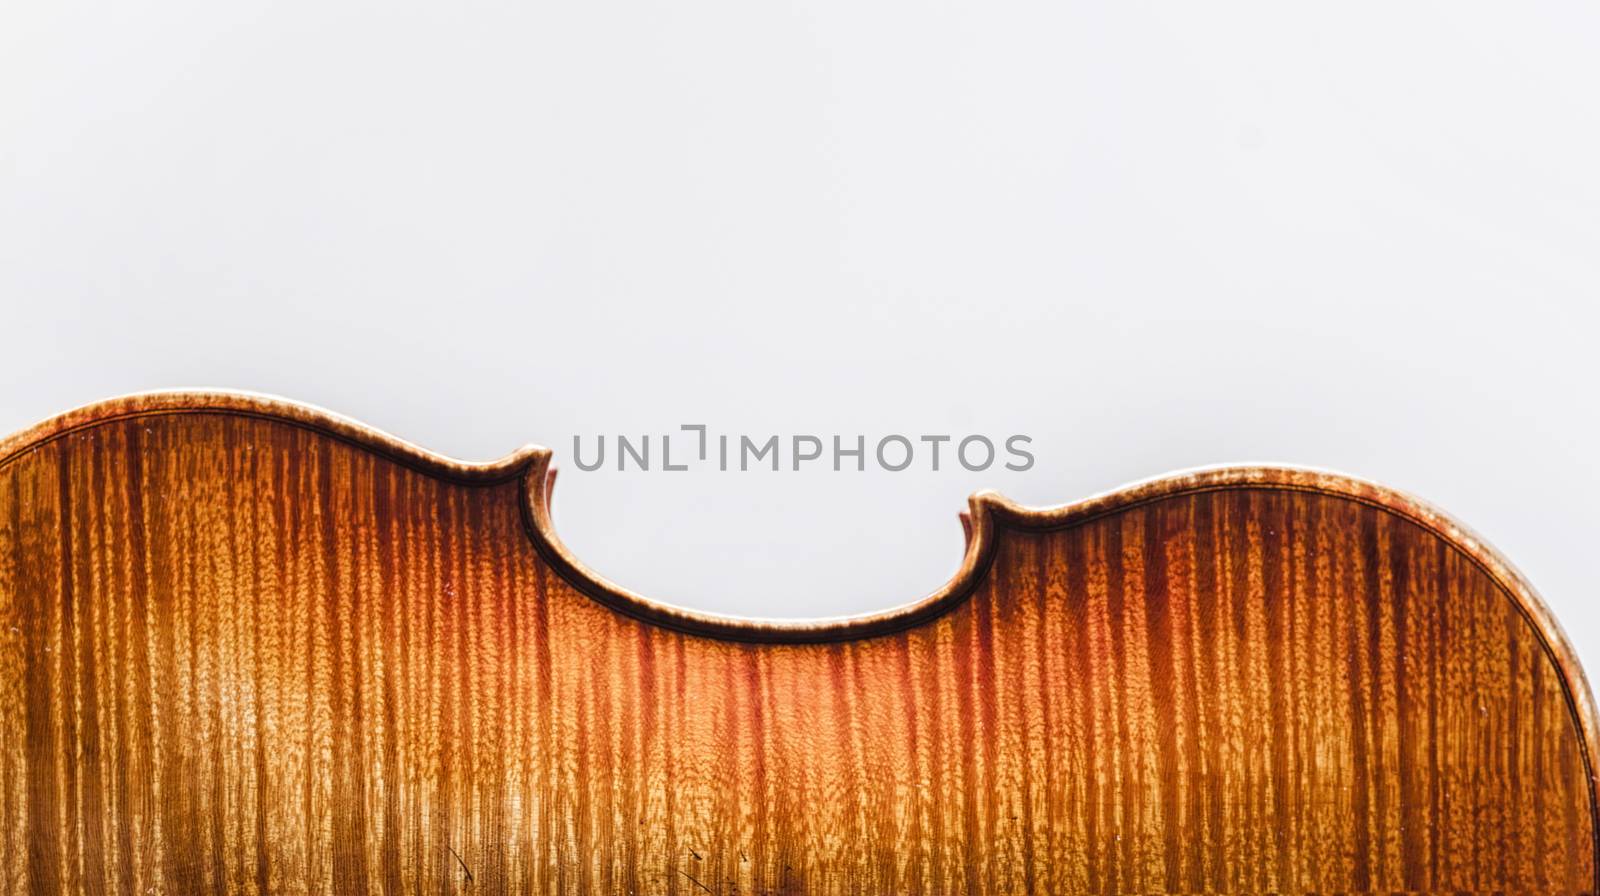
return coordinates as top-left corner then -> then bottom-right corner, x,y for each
3,2 -> 1596,672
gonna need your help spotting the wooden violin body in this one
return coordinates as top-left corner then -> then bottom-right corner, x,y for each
0,393 -> 1594,895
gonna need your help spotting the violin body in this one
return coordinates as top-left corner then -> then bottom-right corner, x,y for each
0,393 -> 1594,895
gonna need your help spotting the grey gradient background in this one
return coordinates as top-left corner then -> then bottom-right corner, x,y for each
3,2 -> 1597,672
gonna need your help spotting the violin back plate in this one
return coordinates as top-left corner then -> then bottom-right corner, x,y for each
0,394 -> 1594,895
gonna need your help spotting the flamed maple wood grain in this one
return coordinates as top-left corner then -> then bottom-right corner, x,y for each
0,393 -> 1594,895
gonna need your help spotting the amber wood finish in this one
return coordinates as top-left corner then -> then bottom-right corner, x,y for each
0,392 -> 1595,895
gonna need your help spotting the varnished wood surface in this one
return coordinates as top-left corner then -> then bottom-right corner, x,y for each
0,393 -> 1594,895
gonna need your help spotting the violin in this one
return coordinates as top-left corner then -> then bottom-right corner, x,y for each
1,392 -> 1593,894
